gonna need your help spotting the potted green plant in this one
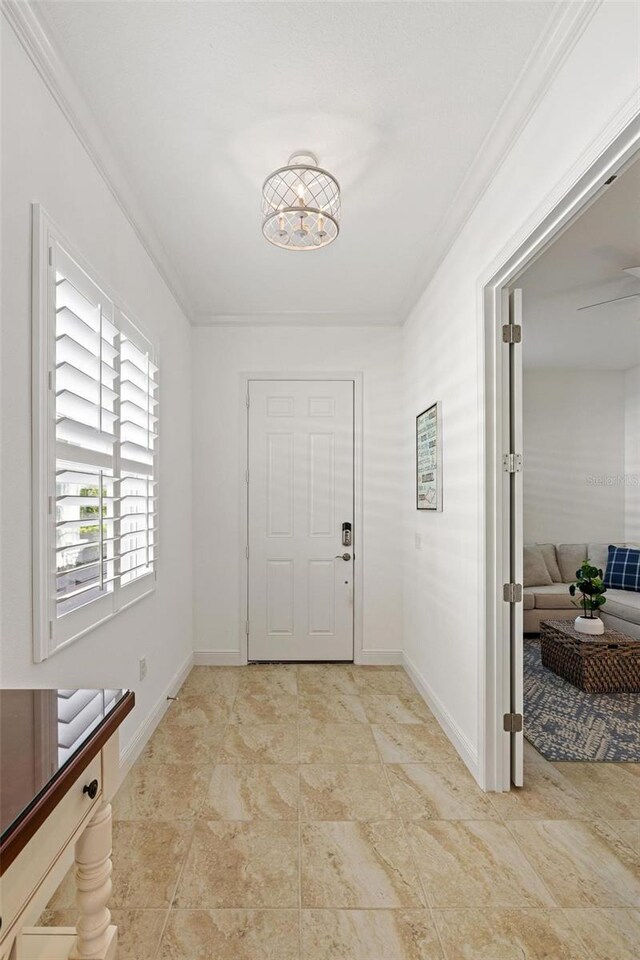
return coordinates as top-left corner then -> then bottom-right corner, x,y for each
569,559 -> 607,635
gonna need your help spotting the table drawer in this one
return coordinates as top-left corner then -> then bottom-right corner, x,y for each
0,753 -> 102,944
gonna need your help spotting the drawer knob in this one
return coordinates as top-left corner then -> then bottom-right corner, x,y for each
83,779 -> 99,800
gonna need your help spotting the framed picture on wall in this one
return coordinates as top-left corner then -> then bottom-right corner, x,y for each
416,402 -> 442,511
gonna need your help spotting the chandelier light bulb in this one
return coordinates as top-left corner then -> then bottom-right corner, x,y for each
262,152 -> 340,250
314,214 -> 328,246
276,214 -> 290,244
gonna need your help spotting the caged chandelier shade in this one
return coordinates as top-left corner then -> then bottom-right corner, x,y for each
262,153 -> 340,250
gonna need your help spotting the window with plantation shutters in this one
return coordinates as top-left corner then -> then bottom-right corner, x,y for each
32,208 -> 158,660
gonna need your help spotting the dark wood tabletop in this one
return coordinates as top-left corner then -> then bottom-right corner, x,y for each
0,688 -> 134,874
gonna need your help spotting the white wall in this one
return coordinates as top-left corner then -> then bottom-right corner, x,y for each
0,26 -> 193,754
192,324 -> 403,660
625,364 -> 640,542
401,1 -> 640,780
523,371 -> 626,543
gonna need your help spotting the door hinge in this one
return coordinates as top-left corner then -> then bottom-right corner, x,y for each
503,712 -> 523,733
502,324 -> 522,344
245,545 -> 249,559
244,620 -> 249,636
503,582 -> 523,603
245,470 -> 249,484
503,453 -> 523,473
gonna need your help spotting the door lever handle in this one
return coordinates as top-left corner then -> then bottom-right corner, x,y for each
335,553 -> 352,561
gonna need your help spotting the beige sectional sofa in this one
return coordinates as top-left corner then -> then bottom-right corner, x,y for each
524,542 -> 640,640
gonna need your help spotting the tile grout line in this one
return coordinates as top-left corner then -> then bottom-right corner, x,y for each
153,668 -> 240,959
515,813 -> 640,906
371,693 -> 449,960
560,908 -> 602,960
602,817 -> 640,856
500,817 -> 566,911
483,757 -> 616,824
151,821 -> 197,960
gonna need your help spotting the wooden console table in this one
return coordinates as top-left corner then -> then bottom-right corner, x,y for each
0,688 -> 134,960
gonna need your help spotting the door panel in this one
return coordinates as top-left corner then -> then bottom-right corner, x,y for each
309,433 -> 335,535
248,380 -> 354,661
267,433 -> 293,536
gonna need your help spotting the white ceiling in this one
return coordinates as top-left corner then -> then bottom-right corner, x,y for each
38,0 -> 557,324
520,157 -> 640,371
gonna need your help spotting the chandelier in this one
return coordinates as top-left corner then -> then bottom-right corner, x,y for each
262,153 -> 340,250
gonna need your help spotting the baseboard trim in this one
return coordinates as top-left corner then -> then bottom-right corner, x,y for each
193,649 -> 403,666
358,649 -> 404,666
402,651 -> 480,783
193,650 -> 244,666
119,651 -> 194,777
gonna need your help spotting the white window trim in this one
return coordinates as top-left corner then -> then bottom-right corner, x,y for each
32,204 -> 159,663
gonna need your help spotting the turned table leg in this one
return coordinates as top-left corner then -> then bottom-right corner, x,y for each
70,802 -> 117,960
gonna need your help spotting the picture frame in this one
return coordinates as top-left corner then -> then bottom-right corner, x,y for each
416,401 -> 442,511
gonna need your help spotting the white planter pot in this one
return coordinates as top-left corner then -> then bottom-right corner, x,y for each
574,616 -> 604,636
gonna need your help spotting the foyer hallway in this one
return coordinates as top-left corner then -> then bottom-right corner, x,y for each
42,664 -> 639,959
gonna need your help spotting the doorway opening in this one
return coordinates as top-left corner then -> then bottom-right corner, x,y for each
483,117 -> 640,791
517,160 -> 640,773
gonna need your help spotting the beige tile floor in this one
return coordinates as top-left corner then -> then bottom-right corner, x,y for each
42,664 -> 640,959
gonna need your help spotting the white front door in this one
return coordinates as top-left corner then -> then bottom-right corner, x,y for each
247,379 -> 354,661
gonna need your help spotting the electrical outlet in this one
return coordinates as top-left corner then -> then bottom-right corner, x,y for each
139,657 -> 147,681
414,532 -> 422,550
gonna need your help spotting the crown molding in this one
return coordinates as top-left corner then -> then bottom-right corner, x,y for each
3,0 -> 602,331
2,0 -> 195,324
400,0 -> 603,323
195,311 -> 402,327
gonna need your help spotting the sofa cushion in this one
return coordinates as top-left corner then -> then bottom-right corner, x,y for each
603,588 -> 640,627
604,545 -> 640,593
529,583 -> 576,610
538,543 -> 562,583
557,544 -> 587,583
523,589 -> 535,610
524,544 -> 552,587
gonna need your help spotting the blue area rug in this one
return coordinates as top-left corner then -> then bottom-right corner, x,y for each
524,639 -> 640,762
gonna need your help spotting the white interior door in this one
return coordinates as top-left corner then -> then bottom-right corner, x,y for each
247,380 -> 354,661
507,288 -> 524,786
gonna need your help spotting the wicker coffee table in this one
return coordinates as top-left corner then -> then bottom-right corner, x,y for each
540,619 -> 640,693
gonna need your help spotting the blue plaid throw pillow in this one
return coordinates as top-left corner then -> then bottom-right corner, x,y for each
604,545 -> 640,592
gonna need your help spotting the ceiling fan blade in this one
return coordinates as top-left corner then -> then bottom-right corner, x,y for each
577,293 -> 640,311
